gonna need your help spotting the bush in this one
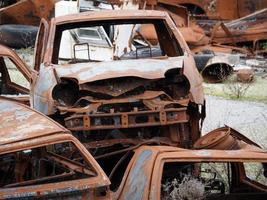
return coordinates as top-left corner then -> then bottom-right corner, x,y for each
223,75 -> 250,99
162,176 -> 205,200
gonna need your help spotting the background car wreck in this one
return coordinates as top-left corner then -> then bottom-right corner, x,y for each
0,0 -> 55,48
1,0 -> 265,83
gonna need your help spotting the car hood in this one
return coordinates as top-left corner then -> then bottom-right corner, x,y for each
54,57 -> 184,84
0,97 -> 69,145
54,56 -> 204,105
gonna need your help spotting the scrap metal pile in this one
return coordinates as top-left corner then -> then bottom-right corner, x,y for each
0,0 -> 267,199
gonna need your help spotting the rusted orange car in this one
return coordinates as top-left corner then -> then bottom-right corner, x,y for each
1,101 -> 266,200
156,0 -> 267,20
105,127 -> 267,199
28,10 -> 204,154
0,97 -> 110,199
111,145 -> 267,199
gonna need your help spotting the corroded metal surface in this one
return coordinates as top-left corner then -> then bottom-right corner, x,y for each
54,57 -> 184,84
0,97 -> 67,145
0,134 -> 110,199
211,9 -> 267,46
237,68 -> 254,82
30,9 -> 204,152
0,99 -> 110,199
0,44 -> 32,102
155,0 -> 267,20
0,0 -> 55,26
116,144 -> 267,199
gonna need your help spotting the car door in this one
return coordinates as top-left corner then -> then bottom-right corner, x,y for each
0,45 -> 32,104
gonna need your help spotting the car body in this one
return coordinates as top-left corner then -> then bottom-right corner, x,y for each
0,97 -> 110,199
110,145 -> 267,200
107,127 -> 267,200
0,97 -> 266,200
28,10 -> 204,154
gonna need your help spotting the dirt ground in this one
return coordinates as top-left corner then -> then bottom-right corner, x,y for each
203,95 -> 267,149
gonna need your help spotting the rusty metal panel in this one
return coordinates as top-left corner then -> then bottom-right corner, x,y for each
0,0 -> 55,26
0,134 -> 110,199
212,8 -> 267,46
54,57 -> 184,84
158,0 -> 267,20
119,149 -> 154,200
0,97 -> 68,145
65,108 -> 188,131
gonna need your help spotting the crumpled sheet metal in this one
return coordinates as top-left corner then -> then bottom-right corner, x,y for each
194,126 -> 262,150
179,23 -> 210,46
60,90 -> 189,132
58,90 -> 189,114
35,10 -> 204,121
211,8 -> 267,46
155,0 -> 267,20
64,106 -> 189,131
0,0 -> 55,26
0,134 -> 111,199
55,57 -> 184,84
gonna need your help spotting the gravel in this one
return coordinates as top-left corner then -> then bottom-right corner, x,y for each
202,95 -> 267,148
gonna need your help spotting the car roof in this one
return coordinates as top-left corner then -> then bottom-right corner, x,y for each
54,10 -> 169,25
0,97 -> 69,145
134,145 -> 267,161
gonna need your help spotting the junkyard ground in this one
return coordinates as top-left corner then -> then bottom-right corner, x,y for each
204,76 -> 267,103
15,48 -> 267,149
203,95 -> 267,149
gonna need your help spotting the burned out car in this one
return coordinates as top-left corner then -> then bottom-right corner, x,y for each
106,127 -> 267,200
111,145 -> 267,200
0,98 -> 110,199
30,10 -> 204,156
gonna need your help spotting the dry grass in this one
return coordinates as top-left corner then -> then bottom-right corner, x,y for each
162,176 -> 206,200
204,75 -> 267,103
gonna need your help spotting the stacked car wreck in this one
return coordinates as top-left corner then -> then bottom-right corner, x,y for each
32,10 -> 204,153
0,1 -> 267,199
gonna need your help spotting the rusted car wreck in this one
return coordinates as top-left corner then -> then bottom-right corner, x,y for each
1,100 -> 267,199
31,10 -> 204,154
0,7 -> 267,200
0,98 -> 110,199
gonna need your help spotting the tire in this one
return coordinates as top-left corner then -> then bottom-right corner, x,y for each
0,24 -> 38,49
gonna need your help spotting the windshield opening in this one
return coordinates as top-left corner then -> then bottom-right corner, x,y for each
52,19 -> 183,64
